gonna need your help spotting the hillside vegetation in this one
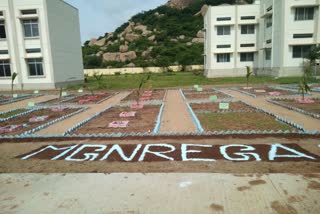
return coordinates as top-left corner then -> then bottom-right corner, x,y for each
83,0 -> 253,69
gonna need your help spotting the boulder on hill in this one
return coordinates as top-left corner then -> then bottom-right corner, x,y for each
119,45 -> 129,53
197,30 -> 204,38
192,38 -> 204,43
125,33 -> 140,42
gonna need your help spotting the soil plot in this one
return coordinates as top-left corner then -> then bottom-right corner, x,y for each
62,93 -> 112,104
190,102 -> 296,132
0,108 -> 80,135
277,98 -> 320,115
38,95 -> 75,105
237,87 -> 297,97
0,109 -> 28,119
0,94 -> 32,105
184,92 -> 230,100
123,89 -> 165,102
73,105 -> 161,134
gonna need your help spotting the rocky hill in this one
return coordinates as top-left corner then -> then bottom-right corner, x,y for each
82,0 -> 253,69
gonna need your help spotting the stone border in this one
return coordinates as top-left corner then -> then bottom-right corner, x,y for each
64,102 -> 164,137
230,86 -> 306,98
267,98 -> 320,119
185,98 -> 306,134
0,106 -> 87,139
0,108 -> 37,122
36,95 -> 76,106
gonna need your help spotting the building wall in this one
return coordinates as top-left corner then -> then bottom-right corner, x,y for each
46,0 -> 83,88
0,0 -> 83,90
206,0 -> 320,78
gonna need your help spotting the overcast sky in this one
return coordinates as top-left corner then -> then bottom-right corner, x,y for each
64,0 -> 168,44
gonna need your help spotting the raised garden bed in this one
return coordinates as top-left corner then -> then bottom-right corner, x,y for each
231,87 -> 298,98
0,94 -> 33,105
123,90 -> 166,102
71,105 -> 162,135
190,101 -> 300,132
183,91 -> 231,100
268,98 -> 320,119
37,95 -> 75,105
0,108 -> 34,121
62,93 -> 113,104
0,107 -> 82,136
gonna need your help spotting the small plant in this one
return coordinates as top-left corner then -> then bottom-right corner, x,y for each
298,78 -> 311,101
136,73 -> 151,104
93,72 -> 104,90
245,66 -> 253,88
11,72 -> 18,98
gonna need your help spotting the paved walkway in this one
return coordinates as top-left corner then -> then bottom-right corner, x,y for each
35,92 -> 130,135
1,173 -> 319,214
223,89 -> 320,131
160,90 -> 196,133
0,95 -> 57,112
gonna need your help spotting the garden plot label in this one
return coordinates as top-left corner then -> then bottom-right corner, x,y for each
19,143 -> 320,163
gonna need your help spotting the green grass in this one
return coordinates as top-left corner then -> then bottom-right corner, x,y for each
198,112 -> 294,131
0,109 -> 26,119
67,72 -> 317,91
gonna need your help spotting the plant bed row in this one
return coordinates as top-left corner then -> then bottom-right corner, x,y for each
122,89 -> 166,103
62,92 -> 115,105
0,108 -> 37,122
182,89 -> 233,101
0,94 -> 35,105
36,95 -> 76,106
0,106 -> 86,137
280,83 -> 320,93
230,86 -> 299,98
186,100 -> 304,134
64,103 -> 165,137
268,98 -> 320,119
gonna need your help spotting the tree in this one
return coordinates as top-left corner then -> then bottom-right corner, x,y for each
306,45 -> 320,76
245,66 -> 253,88
83,56 -> 102,69
136,73 -> 151,104
11,72 -> 18,97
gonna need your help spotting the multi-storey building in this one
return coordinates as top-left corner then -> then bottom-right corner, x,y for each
204,0 -> 320,78
0,0 -> 83,90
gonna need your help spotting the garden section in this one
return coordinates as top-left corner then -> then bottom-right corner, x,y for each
1,137 -> 320,173
268,98 -> 320,119
189,101 -> 302,133
182,89 -> 232,101
0,107 -> 83,136
122,89 -> 166,102
37,95 -> 75,106
0,94 -> 33,105
62,92 -> 114,105
69,104 -> 163,136
231,87 -> 298,98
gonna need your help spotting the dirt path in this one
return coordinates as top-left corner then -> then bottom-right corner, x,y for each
1,173 -> 319,214
35,92 -> 130,135
0,95 -> 57,112
223,89 -> 320,131
160,90 -> 196,133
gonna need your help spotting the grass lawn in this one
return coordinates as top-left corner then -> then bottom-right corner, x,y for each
67,71 -> 318,91
197,112 -> 294,131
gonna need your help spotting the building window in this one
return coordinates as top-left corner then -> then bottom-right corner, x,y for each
240,43 -> 255,47
266,39 -> 272,44
217,53 -> 230,63
292,45 -> 312,58
0,11 -> 3,16
293,34 -> 313,39
23,19 -> 39,38
240,53 -> 254,62
0,20 -> 6,39
217,44 -> 231,48
21,9 -> 37,15
27,58 -> 43,76
0,50 -> 8,54
217,17 -> 231,21
266,6 -> 273,12
217,26 -> 230,35
26,48 -> 41,53
266,15 -> 272,28
295,7 -> 314,21
265,49 -> 271,60
0,60 -> 11,77
241,25 -> 255,34
241,16 -> 255,20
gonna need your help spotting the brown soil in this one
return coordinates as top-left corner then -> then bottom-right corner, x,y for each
74,105 -> 161,134
0,109 -> 27,118
17,143 -> 319,163
242,87 -> 297,96
39,95 -> 74,105
191,102 -> 254,112
279,99 -> 320,115
1,138 -> 320,173
63,93 -> 112,104
122,90 -> 165,101
183,88 -> 213,93
184,92 -> 229,100
0,108 -> 79,135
